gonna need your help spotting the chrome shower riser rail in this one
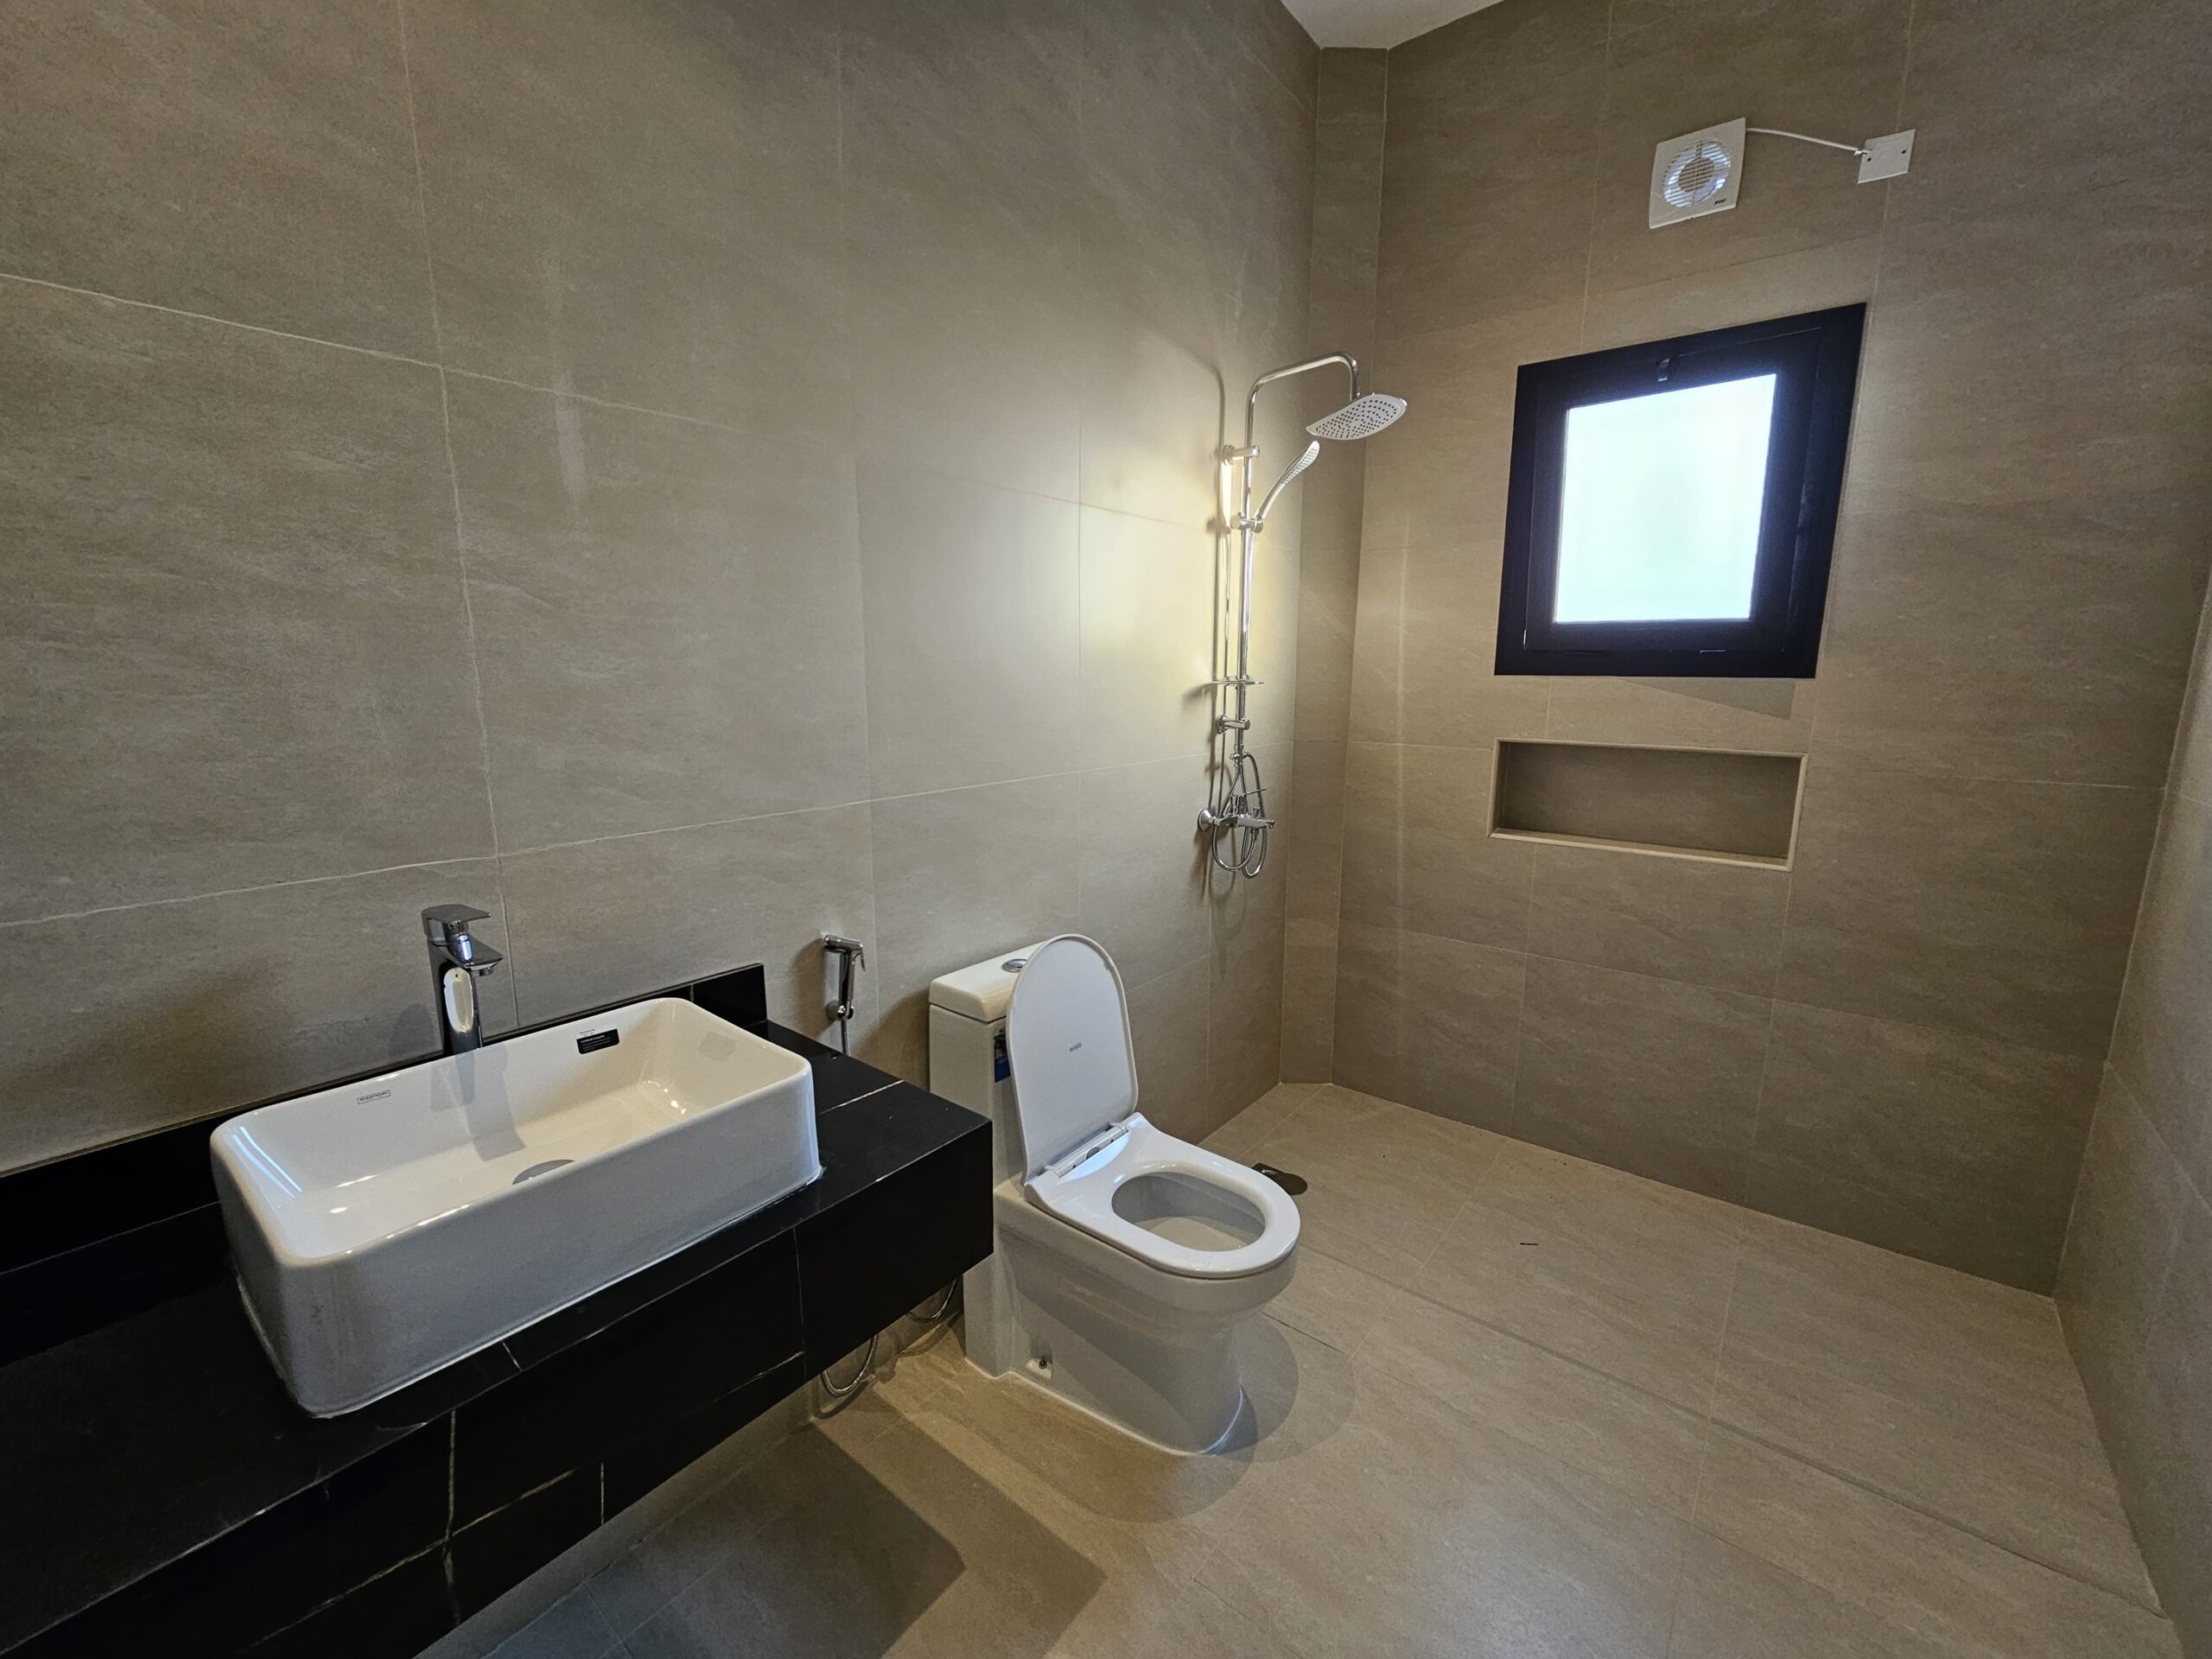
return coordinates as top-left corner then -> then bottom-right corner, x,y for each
1199,354 -> 1403,880
1200,354 -> 1366,880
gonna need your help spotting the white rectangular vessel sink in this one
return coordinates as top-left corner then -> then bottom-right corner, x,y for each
213,997 -> 819,1417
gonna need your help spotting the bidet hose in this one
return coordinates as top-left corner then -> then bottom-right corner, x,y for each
816,1333 -> 880,1408
811,1281 -> 962,1414
909,1283 -> 957,1328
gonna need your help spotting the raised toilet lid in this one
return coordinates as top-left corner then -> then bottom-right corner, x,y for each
1003,935 -> 1137,1180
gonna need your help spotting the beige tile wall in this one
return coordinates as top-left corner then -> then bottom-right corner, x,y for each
1279,48 -> 1387,1084
0,0 -> 1319,1173
2061,592 -> 2212,1658
1312,0 -> 2212,1292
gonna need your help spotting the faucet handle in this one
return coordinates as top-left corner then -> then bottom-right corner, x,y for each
422,903 -> 492,945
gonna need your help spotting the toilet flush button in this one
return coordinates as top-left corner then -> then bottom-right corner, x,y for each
1001,957 -> 1027,972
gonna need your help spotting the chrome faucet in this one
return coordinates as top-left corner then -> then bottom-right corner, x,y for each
422,904 -> 505,1055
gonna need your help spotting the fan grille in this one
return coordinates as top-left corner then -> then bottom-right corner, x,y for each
1662,139 -> 1734,207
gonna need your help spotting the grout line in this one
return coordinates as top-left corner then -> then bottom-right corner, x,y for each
1573,4 -> 1616,350
2099,801 -> 2172,1089
2114,1064 -> 2212,1217
491,879 -> 525,1034
2,748 -> 1236,936
1741,998 -> 1782,1194
0,273 -> 843,461
1236,22 -> 1319,119
428,363 -> 849,454
0,268 -> 439,368
431,366 -> 503,863
1891,0 -> 1921,134
0,854 -> 503,932
390,0 -> 443,363
1703,1249 -> 1747,1422
1365,1252 -> 1712,1426
1504,918 -> 1533,1141
1659,1495 -> 1691,1659
1835,0 -> 1916,465
1342,913 -> 2104,1069
1404,1195 -> 1466,1285
1687,1420 -> 1716,1548
1694,1412 -> 2165,1614
2084,1077 -> 2202,1386
1314,1246 -> 1732,1522
0,274 -> 834,464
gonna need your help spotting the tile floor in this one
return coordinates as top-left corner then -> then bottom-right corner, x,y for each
475,1083 -> 2182,1659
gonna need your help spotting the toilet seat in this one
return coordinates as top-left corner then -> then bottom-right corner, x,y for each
1003,937 -> 1298,1285
1024,1113 -> 1300,1281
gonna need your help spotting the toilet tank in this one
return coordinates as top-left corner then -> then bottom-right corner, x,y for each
929,944 -> 1052,1381
928,945 -> 1045,1190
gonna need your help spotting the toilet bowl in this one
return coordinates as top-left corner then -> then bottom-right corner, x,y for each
928,936 -> 1300,1452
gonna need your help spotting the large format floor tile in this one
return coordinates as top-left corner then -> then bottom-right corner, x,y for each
1713,1216 -> 2155,1607
1420,1137 -> 1749,1409
470,1084 -> 2179,1659
1194,1325 -> 1687,1659
1694,1429 -> 2179,1659
1357,1286 -> 1708,1517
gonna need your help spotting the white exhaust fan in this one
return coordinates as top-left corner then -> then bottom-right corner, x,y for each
1649,118 -> 1745,228
1649,119 -> 1916,230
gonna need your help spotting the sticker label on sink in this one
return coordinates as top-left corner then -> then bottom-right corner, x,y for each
576,1030 -> 620,1054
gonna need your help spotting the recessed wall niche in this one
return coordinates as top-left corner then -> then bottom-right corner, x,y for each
1490,740 -> 1804,867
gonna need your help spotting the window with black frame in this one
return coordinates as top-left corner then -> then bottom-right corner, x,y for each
1493,303 -> 1865,678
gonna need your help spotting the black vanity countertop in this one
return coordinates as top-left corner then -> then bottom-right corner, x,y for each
0,1014 -> 986,1654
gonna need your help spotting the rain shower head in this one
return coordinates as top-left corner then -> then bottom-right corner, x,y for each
1255,439 -> 1321,526
1307,392 -> 1407,442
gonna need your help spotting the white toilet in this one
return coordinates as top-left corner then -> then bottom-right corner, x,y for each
929,936 -> 1300,1453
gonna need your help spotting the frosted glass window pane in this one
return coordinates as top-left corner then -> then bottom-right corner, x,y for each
1553,373 -> 1777,624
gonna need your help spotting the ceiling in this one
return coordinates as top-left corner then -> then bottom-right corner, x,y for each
1281,0 -> 1503,48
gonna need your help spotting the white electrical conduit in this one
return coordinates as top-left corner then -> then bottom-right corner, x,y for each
1746,125 -> 1872,159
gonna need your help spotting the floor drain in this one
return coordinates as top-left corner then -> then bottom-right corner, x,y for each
512,1159 -> 575,1185
1254,1162 -> 1307,1195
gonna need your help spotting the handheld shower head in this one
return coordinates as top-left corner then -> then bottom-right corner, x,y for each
1308,392 -> 1407,441
1255,439 -> 1321,527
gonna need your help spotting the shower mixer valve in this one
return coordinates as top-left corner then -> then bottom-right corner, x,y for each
1197,804 -> 1275,832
